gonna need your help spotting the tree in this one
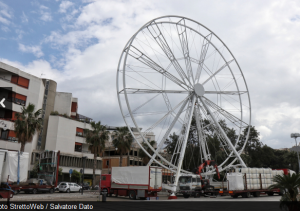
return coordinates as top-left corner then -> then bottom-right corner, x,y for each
85,121 -> 109,188
270,173 -> 300,201
71,170 -> 81,183
139,140 -> 156,165
14,103 -> 42,152
31,162 -> 39,178
112,127 -> 133,167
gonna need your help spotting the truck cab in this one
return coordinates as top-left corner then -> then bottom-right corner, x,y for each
100,174 -> 111,194
179,175 -> 202,191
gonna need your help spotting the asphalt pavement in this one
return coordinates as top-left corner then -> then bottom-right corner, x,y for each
2,191 -> 281,202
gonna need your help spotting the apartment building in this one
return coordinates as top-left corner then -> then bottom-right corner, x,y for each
0,62 -> 101,185
101,127 -> 156,174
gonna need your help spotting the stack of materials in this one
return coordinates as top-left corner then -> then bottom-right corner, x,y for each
229,167 -> 284,190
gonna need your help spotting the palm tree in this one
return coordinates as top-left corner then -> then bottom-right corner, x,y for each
269,173 -> 300,202
139,140 -> 156,165
85,121 -> 109,188
112,127 -> 133,167
14,103 -> 42,152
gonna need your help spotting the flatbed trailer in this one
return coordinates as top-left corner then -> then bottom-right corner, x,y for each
218,170 -> 283,198
219,188 -> 281,198
10,184 -> 56,194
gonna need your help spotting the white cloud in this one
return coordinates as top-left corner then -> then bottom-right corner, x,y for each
1,26 -> 10,32
39,5 -> 52,22
59,1 -> 73,13
18,44 -> 44,58
0,58 -> 64,84
21,12 -> 28,23
0,1 -> 12,25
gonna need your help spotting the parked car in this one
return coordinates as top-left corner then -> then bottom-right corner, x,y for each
81,182 -> 91,190
59,182 -> 82,193
55,182 -> 68,191
94,185 -> 99,190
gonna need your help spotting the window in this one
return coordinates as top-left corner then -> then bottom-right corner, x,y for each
8,130 -> 17,142
134,151 -> 137,156
130,160 -> 133,165
18,76 -> 30,88
102,176 -> 106,181
197,178 -> 201,183
192,178 -> 196,183
134,161 -> 138,165
130,150 -> 133,155
75,143 -> 82,152
0,130 -> 8,140
179,177 -> 191,183
106,160 -> 109,166
76,128 -> 84,136
139,162 -> 142,166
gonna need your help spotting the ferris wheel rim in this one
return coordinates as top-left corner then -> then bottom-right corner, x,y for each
116,15 -> 252,175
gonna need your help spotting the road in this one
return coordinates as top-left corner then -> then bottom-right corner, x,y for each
3,191 -> 281,202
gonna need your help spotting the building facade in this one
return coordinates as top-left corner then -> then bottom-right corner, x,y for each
0,62 -> 101,185
101,127 -> 156,174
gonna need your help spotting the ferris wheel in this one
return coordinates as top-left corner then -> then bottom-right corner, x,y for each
117,16 -> 251,186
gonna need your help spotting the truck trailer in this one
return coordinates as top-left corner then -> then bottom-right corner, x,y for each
0,150 -> 60,197
101,166 -> 162,200
219,168 -> 289,198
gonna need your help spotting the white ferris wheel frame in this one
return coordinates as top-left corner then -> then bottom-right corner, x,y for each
116,16 -> 251,181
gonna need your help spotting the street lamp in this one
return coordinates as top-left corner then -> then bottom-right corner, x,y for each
290,133 -> 300,171
81,156 -> 87,195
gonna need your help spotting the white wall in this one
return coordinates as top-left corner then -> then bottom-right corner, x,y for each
54,92 -> 72,116
45,116 -> 93,159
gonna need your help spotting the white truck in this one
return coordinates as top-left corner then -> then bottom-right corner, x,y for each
101,166 -> 162,200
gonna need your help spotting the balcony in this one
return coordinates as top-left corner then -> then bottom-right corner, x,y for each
7,97 -> 26,106
0,75 -> 29,89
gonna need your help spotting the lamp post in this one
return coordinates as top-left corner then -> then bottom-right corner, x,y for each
291,133 -> 300,172
81,156 -> 87,195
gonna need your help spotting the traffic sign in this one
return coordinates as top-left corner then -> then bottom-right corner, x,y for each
69,169 -> 73,176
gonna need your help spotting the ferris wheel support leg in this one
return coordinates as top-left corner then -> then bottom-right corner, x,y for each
199,97 -> 247,168
170,95 -> 196,199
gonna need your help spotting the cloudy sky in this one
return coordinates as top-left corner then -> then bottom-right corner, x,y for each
0,0 -> 299,149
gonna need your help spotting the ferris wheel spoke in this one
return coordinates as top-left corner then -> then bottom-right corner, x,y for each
125,46 -> 189,90
147,96 -> 190,166
124,93 -> 160,117
147,22 -> 193,88
119,88 -> 189,94
199,96 -> 246,167
202,59 -> 235,85
195,33 -> 213,83
176,18 -> 195,84
135,95 -> 191,138
194,104 -> 210,161
203,96 -> 249,128
204,90 -> 247,95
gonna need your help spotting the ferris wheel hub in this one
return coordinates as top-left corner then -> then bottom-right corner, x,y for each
194,83 -> 205,97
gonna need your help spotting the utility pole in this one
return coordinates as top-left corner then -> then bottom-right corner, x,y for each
291,133 -> 300,172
